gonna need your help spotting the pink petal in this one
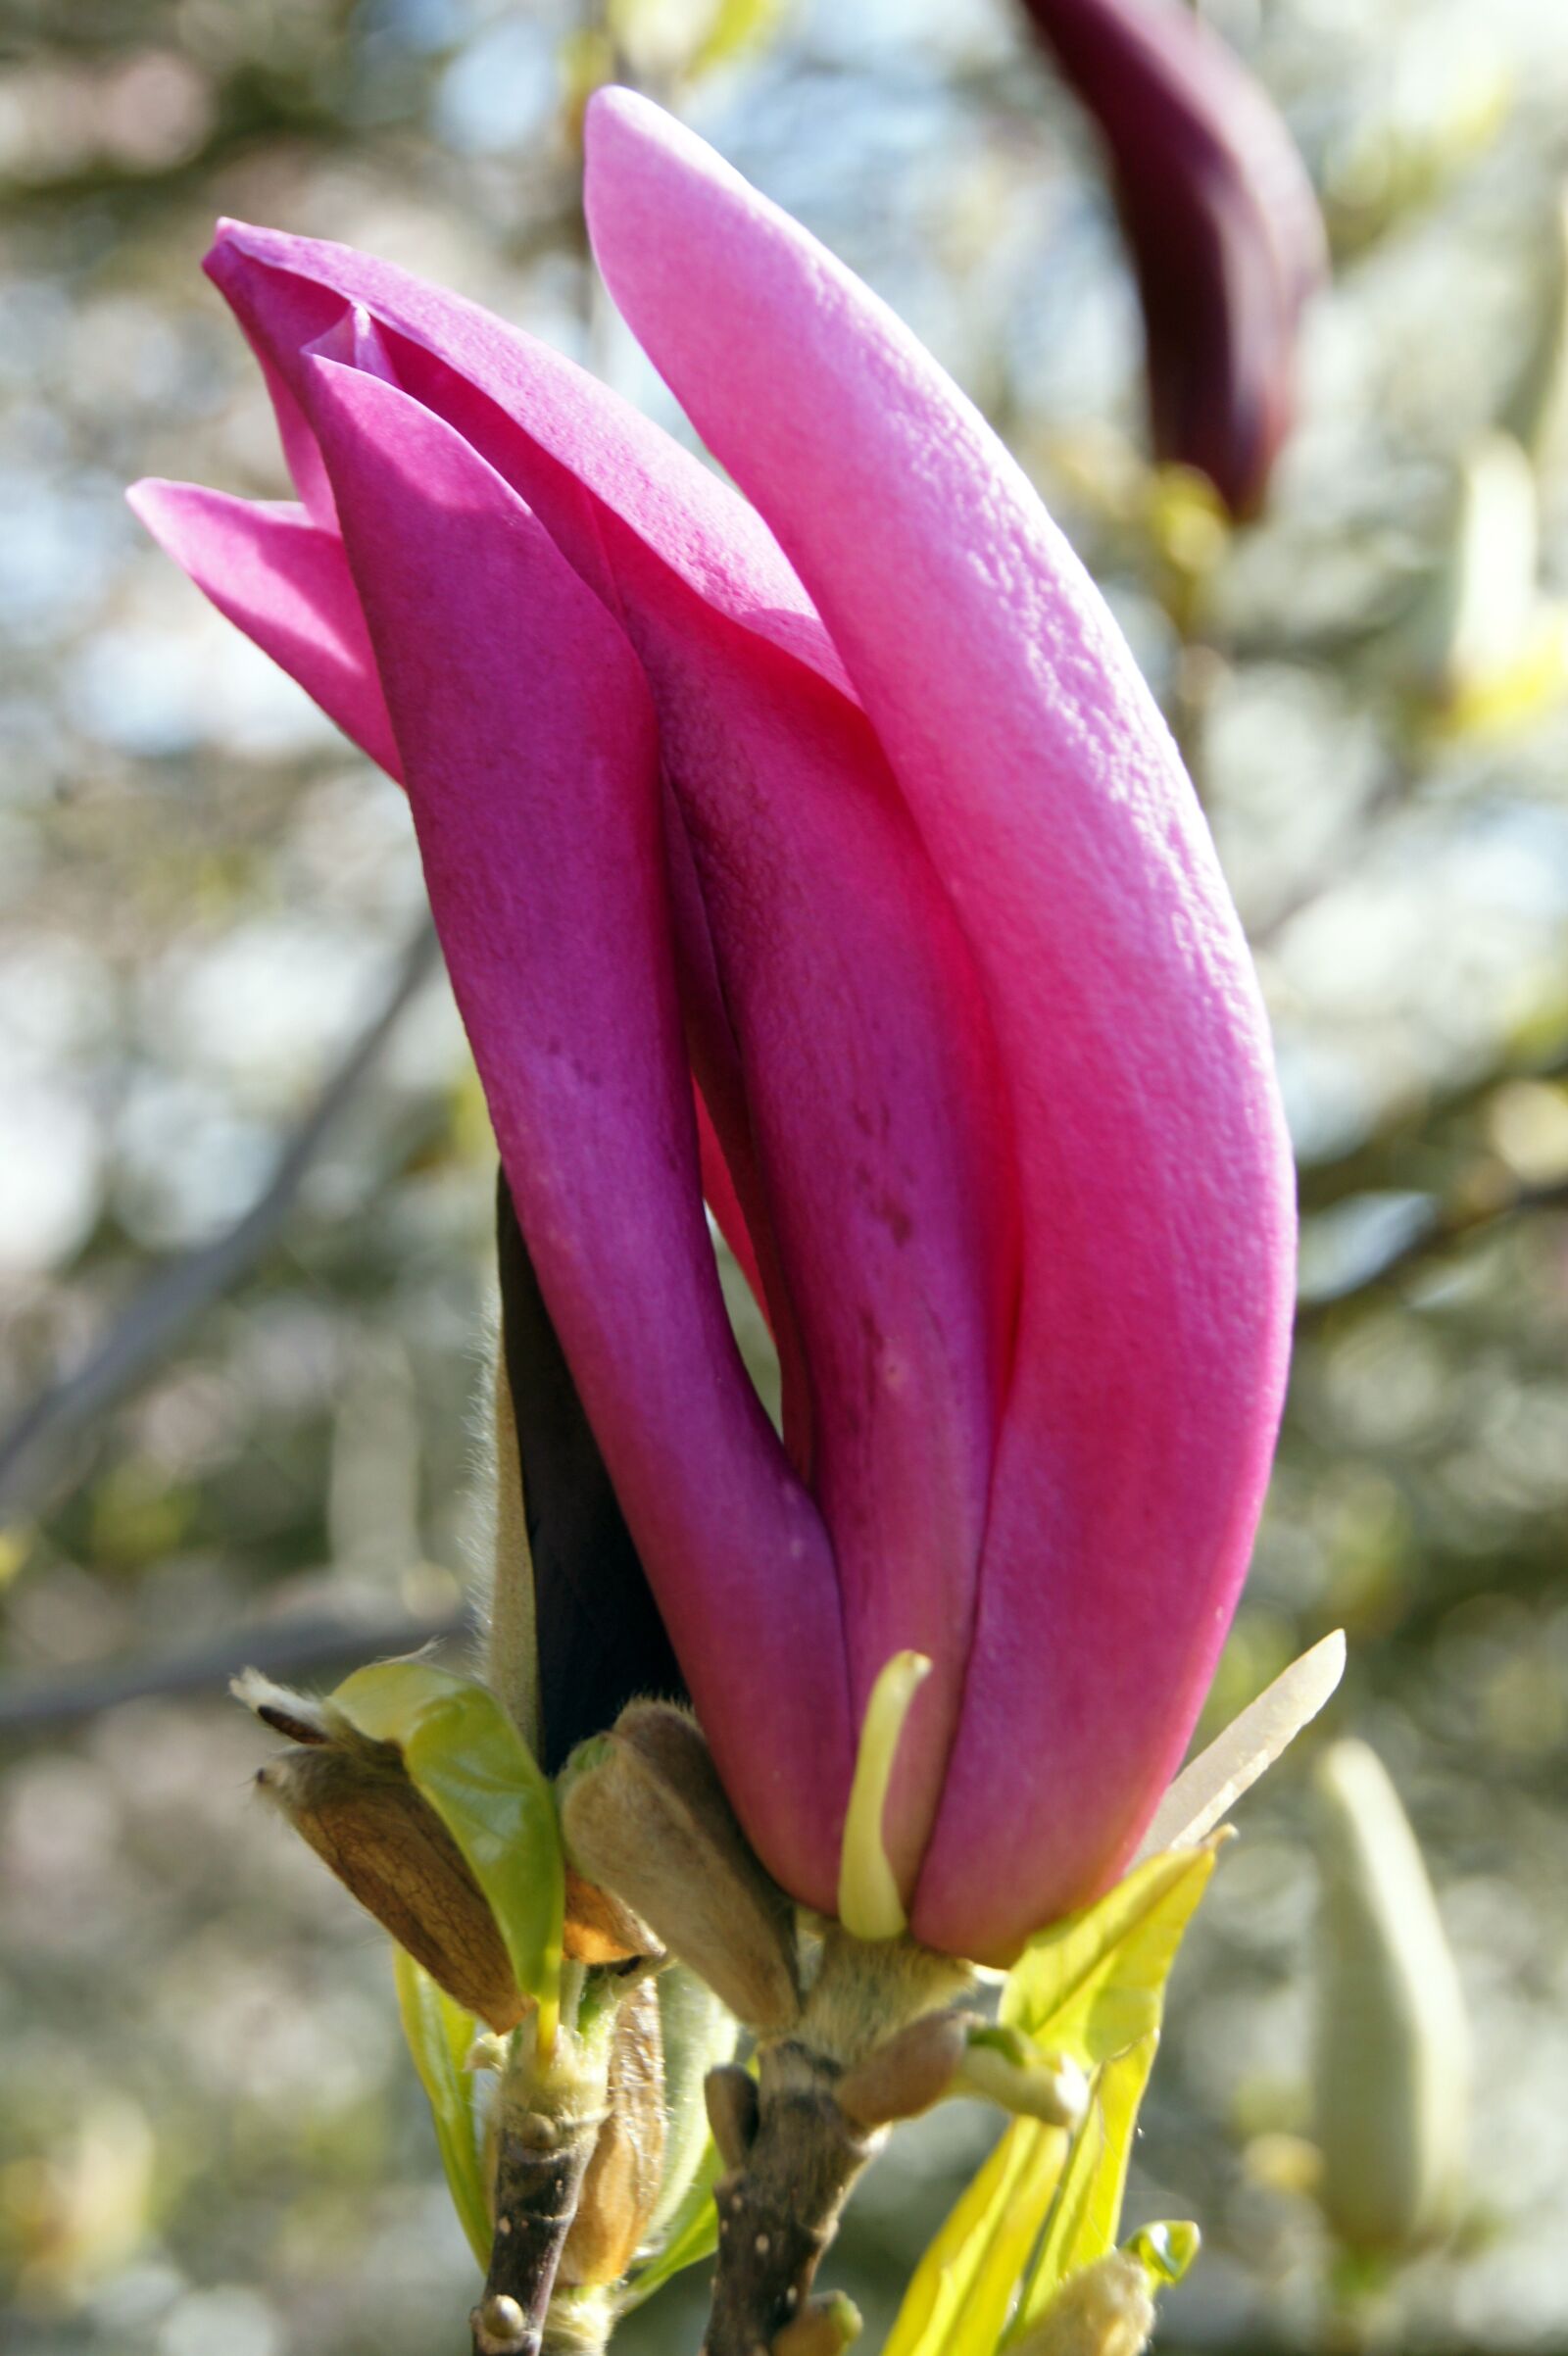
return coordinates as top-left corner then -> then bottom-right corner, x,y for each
602,539 -> 1015,1888
125,482 -> 400,777
205,223 -> 854,699
207,235 -> 1022,1890
585,88 -> 1296,1956
300,350 -> 855,1907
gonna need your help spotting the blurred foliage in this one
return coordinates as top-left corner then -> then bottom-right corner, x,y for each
1,0 -> 1567,2350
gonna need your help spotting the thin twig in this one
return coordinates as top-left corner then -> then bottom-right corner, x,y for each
0,922 -> 440,1522
0,1592 -> 474,1740
1296,1171 -> 1568,1330
1295,1039 -> 1568,1216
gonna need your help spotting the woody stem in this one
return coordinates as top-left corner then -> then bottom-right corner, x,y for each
471,1979 -> 615,2356
474,2109 -> 599,2356
705,2038 -> 876,2356
704,1931 -> 971,2356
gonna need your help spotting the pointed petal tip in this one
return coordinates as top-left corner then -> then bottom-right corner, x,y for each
124,474 -> 212,547
583,86 -> 739,234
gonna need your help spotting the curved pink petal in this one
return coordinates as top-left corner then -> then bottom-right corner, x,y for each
204,222 -> 854,699
205,234 -> 1021,1891
299,350 -> 854,1907
125,482 -> 400,777
585,88 -> 1296,1956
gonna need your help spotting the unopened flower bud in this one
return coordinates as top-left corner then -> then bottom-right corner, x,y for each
560,1977 -> 666,2287
1008,2253 -> 1155,2356
1312,1740 -> 1469,2253
257,1745 -> 527,2033
560,1703 -> 799,2034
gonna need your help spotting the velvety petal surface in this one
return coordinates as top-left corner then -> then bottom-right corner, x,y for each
585,88 -> 1297,1957
202,229 -> 1021,1892
204,223 -> 854,697
300,351 -> 854,1906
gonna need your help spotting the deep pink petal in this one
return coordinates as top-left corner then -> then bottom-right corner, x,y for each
204,232 -> 1021,1890
204,222 -> 854,698
605,544 -> 1016,1887
125,482 -> 400,777
300,351 -> 854,1907
585,88 -> 1296,1956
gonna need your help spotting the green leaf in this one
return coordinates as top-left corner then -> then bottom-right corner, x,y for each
619,2134 -> 723,2311
334,1661 -> 564,2047
1010,2035 -> 1159,2336
888,1845 -> 1220,2356
1000,1843 -> 1218,2066
883,2120 -> 1069,2356
392,1946 -> 493,2268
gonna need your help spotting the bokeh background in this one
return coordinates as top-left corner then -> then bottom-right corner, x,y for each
3,0 -> 1568,2349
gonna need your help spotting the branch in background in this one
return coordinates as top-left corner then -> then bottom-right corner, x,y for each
1295,1038 -> 1568,1216
0,922 -> 441,1524
0,1591 -> 473,1740
1296,1169 -> 1568,1331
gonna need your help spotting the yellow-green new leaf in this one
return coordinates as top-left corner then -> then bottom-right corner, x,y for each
1011,2034 -> 1159,2337
334,1661 -> 564,2048
883,2119 -> 1068,2356
393,1947 -> 493,2267
1001,1844 -> 1218,2066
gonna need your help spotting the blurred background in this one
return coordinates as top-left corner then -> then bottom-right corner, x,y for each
2,0 -> 1567,2349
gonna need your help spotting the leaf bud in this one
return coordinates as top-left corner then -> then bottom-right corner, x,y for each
470,2292 -> 528,2355
1007,2253 -> 1155,2356
560,1977 -> 666,2287
834,2009 -> 969,2129
773,2290 -> 862,2356
955,2025 -> 1090,2128
834,2011 -> 1088,2131
256,1745 -> 527,2033
560,1704 -> 800,2034
704,2062 -> 760,2171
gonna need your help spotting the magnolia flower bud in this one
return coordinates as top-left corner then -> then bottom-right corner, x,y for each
560,1704 -> 800,2034
1312,1740 -> 1469,2253
1007,2254 -> 1155,2356
257,1745 -> 527,2033
560,1978 -> 666,2287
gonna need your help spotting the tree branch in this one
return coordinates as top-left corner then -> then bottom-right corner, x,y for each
0,922 -> 440,1522
1296,1170 -> 1568,1329
0,1593 -> 474,1740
